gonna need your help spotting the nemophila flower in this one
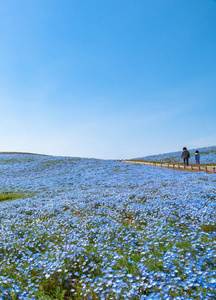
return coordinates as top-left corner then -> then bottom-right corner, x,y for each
0,155 -> 215,299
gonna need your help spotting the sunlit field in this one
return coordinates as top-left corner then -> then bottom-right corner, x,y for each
0,154 -> 215,300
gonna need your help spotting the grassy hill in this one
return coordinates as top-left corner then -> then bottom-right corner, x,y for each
0,151 -> 47,155
134,146 -> 216,165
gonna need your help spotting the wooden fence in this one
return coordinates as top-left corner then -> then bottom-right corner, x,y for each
123,161 -> 216,174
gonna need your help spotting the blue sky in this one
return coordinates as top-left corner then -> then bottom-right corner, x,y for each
0,0 -> 216,159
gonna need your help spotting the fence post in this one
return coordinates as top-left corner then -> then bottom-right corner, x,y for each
168,163 -> 169,168
213,167 -> 215,173
178,164 -> 180,169
173,164 -> 175,169
205,166 -> 207,172
191,165 -> 193,170
198,165 -> 200,171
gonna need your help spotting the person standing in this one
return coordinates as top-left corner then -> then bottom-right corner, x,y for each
194,150 -> 200,165
181,147 -> 190,166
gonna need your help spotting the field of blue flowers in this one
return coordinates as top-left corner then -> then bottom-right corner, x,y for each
135,146 -> 216,165
0,154 -> 215,300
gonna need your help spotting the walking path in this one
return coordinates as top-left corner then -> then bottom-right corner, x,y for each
122,160 -> 216,174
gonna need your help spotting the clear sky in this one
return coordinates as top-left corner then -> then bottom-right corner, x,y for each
0,0 -> 216,159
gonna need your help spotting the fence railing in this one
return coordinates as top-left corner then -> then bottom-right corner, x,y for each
123,161 -> 216,173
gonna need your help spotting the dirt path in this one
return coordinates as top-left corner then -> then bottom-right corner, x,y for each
122,160 -> 216,174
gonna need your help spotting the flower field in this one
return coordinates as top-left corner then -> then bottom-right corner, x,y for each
0,154 -> 216,300
135,146 -> 216,165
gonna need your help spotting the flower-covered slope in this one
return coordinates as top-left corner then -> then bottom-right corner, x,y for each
0,154 -> 215,299
134,146 -> 216,165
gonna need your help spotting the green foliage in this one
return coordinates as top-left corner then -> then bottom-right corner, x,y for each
201,224 -> 216,232
0,190 -> 35,202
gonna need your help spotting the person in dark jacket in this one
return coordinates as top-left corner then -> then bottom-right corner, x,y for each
194,150 -> 200,165
181,147 -> 190,166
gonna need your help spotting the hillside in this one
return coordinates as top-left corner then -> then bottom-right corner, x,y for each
0,151 -> 47,156
0,154 -> 215,299
134,146 -> 216,165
